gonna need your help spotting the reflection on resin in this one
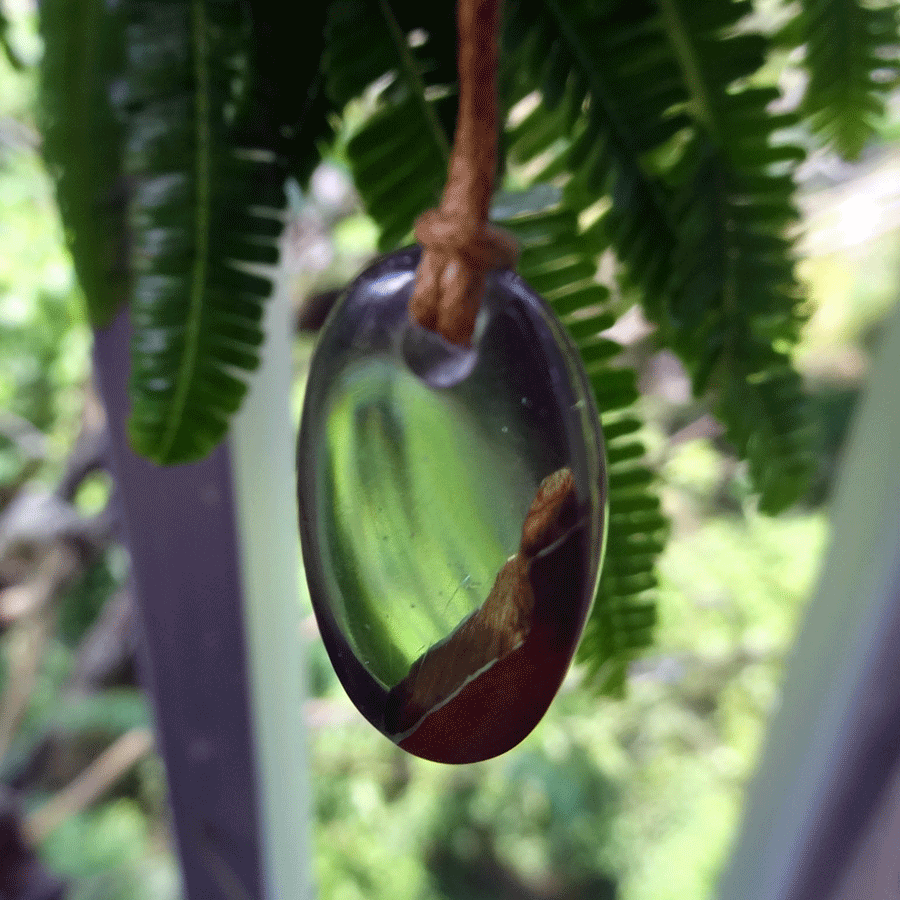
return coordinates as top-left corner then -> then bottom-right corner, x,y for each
298,247 -> 607,763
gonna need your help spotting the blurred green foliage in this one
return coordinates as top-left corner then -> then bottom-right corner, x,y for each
0,13 -> 88,487
58,557 -> 117,645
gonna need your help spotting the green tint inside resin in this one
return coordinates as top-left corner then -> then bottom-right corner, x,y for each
322,355 -> 530,686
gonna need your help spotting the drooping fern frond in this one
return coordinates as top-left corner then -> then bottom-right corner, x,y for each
41,0 -> 327,462
496,198 -> 663,695
658,0 -> 816,511
39,0 -> 127,327
122,0 -> 287,463
504,0 -> 688,308
796,0 -> 900,159
504,0 -> 814,512
324,0 -> 456,249
240,1 -> 333,185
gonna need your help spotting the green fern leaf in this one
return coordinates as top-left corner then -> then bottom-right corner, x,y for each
240,0 -> 333,185
497,198 -> 662,695
797,0 -> 900,159
504,0 -> 690,313
324,0 -> 455,251
39,0 -> 127,327
123,0 -> 287,464
658,0 -> 815,510
504,0 -> 813,511
345,96 -> 451,249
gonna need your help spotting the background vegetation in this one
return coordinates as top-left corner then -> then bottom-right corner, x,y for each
1,0 -> 899,898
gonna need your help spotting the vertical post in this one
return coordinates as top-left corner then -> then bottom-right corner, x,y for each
92,262 -> 317,899
716,305 -> 900,900
93,313 -> 266,900
229,269 -> 315,899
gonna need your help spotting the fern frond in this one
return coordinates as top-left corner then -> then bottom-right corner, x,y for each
39,0 -> 127,327
324,0 -> 456,250
345,95 -> 451,249
718,354 -> 814,514
122,0 -> 287,464
659,0 -> 815,510
505,0 -> 684,307
504,0 -> 813,511
497,198 -> 662,696
241,0 -> 333,185
796,0 -> 900,158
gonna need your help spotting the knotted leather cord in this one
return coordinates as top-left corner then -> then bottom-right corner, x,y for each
408,0 -> 518,347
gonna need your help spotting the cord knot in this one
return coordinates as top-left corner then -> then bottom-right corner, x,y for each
410,210 -> 518,346
407,0 -> 516,348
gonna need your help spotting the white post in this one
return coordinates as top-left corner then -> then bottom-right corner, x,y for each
716,303 -> 900,900
229,265 -> 316,900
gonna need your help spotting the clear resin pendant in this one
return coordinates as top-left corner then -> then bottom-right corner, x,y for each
297,247 -> 608,763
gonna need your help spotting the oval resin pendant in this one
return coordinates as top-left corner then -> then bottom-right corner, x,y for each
298,247 -> 608,763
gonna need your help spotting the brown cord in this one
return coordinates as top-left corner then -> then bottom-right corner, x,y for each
408,0 -> 519,347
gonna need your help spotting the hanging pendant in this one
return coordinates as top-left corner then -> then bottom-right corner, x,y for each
297,247 -> 608,763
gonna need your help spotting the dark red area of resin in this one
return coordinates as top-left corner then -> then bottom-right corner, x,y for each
391,521 -> 590,764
